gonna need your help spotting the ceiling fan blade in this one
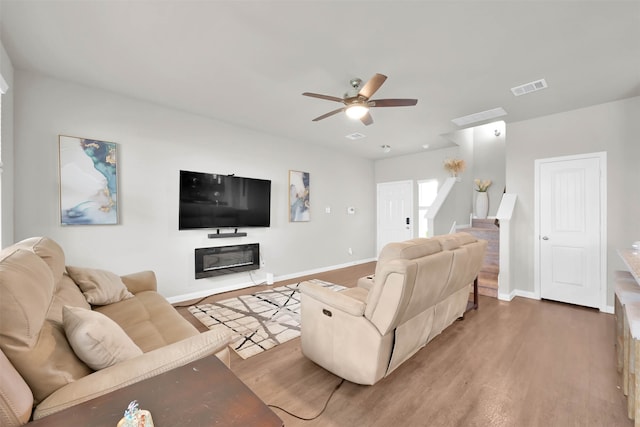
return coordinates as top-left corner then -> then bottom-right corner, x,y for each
312,107 -> 345,122
302,92 -> 344,103
369,98 -> 418,107
360,112 -> 374,126
358,73 -> 387,99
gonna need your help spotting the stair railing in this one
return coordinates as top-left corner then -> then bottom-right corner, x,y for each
425,177 -> 457,237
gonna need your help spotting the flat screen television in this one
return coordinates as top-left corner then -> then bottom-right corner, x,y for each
179,170 -> 271,229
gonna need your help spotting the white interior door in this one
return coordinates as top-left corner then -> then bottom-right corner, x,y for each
377,180 -> 413,254
537,154 -> 605,308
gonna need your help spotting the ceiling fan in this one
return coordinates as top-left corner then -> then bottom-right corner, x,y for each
302,73 -> 418,126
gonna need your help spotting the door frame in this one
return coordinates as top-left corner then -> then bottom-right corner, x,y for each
533,151 -> 607,311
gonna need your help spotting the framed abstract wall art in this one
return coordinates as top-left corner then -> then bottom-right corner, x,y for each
289,170 -> 310,222
58,135 -> 119,225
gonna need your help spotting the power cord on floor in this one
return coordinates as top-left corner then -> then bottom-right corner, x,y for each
172,294 -> 211,308
267,378 -> 345,421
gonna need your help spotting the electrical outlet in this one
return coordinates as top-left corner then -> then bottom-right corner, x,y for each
348,248 -> 353,255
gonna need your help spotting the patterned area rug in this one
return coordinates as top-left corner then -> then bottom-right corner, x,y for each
189,279 -> 345,359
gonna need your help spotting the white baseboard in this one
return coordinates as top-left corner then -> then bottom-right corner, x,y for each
498,289 -> 539,302
167,257 -> 377,304
497,290 -> 614,314
601,305 -> 614,314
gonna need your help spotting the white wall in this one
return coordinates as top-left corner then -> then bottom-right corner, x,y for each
375,120 -> 506,231
12,71 -> 376,300
472,121 -> 506,217
374,145 -> 468,236
507,96 -> 640,306
0,39 -> 14,246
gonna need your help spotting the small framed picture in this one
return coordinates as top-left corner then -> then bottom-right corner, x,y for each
58,135 -> 119,225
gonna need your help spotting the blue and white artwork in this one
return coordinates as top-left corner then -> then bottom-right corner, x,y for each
59,135 -> 118,225
289,170 -> 310,222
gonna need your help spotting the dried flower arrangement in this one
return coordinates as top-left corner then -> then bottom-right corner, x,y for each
443,158 -> 466,176
474,179 -> 492,192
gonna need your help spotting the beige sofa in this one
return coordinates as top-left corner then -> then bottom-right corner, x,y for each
0,237 -> 232,426
299,232 -> 487,385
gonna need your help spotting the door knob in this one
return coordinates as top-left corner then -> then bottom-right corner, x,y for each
542,236 -> 549,240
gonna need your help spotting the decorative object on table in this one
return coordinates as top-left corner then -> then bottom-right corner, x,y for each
443,158 -> 465,179
117,400 -> 154,427
59,135 -> 119,225
289,170 -> 310,222
189,279 -> 345,359
474,178 -> 492,219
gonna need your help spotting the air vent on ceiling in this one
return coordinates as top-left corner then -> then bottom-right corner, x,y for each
511,78 -> 548,96
451,107 -> 507,127
345,132 -> 366,140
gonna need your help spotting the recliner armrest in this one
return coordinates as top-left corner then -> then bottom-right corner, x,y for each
299,281 -> 365,316
357,275 -> 375,291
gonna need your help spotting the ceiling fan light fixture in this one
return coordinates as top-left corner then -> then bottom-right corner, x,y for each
345,104 -> 369,120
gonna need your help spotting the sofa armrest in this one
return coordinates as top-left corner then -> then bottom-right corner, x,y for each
120,271 -> 157,294
33,328 -> 232,420
0,349 -> 33,427
299,281 -> 365,317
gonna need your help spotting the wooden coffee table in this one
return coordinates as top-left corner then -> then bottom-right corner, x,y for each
28,356 -> 283,426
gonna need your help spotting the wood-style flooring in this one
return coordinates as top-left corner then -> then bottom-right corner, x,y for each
174,262 -> 631,427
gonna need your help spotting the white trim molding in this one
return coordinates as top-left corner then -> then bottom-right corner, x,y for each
0,73 -> 8,94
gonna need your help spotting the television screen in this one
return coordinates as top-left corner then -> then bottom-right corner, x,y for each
179,170 -> 271,229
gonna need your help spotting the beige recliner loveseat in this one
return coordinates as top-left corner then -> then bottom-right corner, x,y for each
299,232 -> 486,385
0,237 -> 232,426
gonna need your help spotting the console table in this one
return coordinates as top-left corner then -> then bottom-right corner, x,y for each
27,356 -> 283,426
619,248 -> 640,283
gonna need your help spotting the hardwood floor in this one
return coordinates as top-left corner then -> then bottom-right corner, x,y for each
174,263 -> 631,426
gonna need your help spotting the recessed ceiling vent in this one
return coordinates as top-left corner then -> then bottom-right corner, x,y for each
345,132 -> 366,140
511,78 -> 548,96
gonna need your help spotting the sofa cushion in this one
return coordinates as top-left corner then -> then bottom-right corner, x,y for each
0,249 -> 52,345
13,237 -> 66,286
377,238 -> 441,264
66,266 -> 134,305
63,306 -> 143,370
0,248 -> 92,404
95,291 -> 199,352
47,274 -> 92,326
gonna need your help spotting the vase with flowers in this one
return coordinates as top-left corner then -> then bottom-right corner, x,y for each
443,158 -> 466,180
474,179 -> 492,219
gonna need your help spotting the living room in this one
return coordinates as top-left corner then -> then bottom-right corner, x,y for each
1,1 -> 639,425
1,1 -> 638,307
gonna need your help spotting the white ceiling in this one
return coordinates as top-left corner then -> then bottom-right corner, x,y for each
1,1 -> 639,159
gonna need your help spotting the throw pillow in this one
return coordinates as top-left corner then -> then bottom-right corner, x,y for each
66,266 -> 134,305
62,305 -> 143,370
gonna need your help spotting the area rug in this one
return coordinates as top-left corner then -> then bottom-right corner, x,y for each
188,279 -> 345,359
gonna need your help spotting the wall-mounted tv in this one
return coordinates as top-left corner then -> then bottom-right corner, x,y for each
179,170 -> 271,230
